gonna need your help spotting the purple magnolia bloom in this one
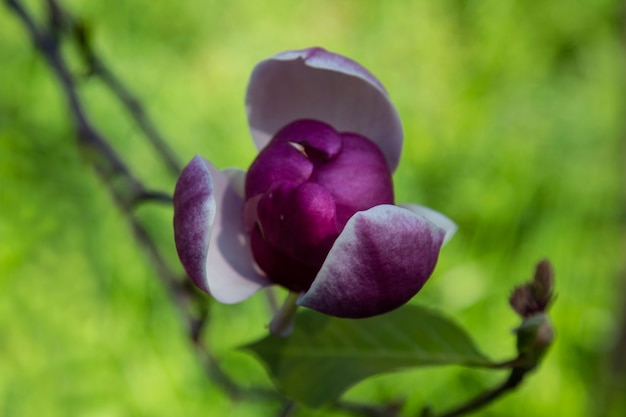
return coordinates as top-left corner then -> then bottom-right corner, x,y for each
173,47 -> 456,319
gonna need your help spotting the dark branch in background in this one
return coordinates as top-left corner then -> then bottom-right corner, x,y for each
6,2 -> 554,417
5,0 -> 241,402
46,0 -> 182,176
5,0 -> 370,413
74,23 -> 183,176
421,369 -> 526,417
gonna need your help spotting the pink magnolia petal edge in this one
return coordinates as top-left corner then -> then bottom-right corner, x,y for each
298,204 -> 445,318
246,47 -> 403,171
272,48 -> 388,93
399,203 -> 458,245
173,156 -> 270,304
173,155 -> 216,294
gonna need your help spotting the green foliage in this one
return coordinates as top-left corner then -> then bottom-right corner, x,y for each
1,0 -> 624,416
246,306 -> 493,407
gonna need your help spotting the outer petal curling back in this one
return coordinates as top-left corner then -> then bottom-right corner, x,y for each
298,205 -> 445,318
272,48 -> 387,92
173,155 -> 216,293
246,47 -> 403,171
400,203 -> 458,245
174,156 -> 270,303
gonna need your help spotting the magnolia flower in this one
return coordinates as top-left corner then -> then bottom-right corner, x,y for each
173,47 -> 456,319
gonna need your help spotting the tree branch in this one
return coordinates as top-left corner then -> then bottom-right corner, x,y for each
423,368 -> 528,417
71,17 -> 183,175
5,0 -> 241,401
44,0 -> 183,176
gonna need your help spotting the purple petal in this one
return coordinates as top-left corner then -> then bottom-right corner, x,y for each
249,226 -> 319,293
256,180 -> 338,267
399,203 -> 458,245
310,131 -> 394,227
244,126 -> 314,199
244,119 -> 342,199
173,156 -> 270,303
298,205 -> 445,318
277,119 -> 343,160
246,47 -> 403,171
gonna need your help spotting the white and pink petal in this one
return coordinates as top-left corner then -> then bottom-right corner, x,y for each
173,156 -> 270,303
246,47 -> 403,171
298,205 -> 445,318
400,203 -> 458,245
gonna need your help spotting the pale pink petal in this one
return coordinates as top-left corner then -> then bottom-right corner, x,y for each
400,203 -> 458,245
173,156 -> 270,303
246,47 -> 403,171
222,168 -> 246,198
298,205 -> 445,318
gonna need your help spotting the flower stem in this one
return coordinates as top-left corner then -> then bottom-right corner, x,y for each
264,286 -> 280,315
423,367 -> 528,417
269,292 -> 300,337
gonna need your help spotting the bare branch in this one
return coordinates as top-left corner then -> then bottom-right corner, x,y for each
5,0 -> 240,400
424,368 -> 527,417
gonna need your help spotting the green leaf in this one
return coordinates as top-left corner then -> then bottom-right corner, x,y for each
244,305 -> 494,407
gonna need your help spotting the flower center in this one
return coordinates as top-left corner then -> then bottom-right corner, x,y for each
244,119 -> 394,292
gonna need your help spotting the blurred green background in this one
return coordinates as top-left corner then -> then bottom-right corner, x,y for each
1,0 -> 624,416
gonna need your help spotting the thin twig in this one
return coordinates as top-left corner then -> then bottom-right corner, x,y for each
427,367 -> 528,417
277,400 -> 298,417
5,0 -> 241,401
335,399 -> 403,417
45,0 -> 182,176
134,190 -> 174,205
82,41 -> 183,176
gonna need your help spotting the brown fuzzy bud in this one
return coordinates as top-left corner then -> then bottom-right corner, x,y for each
509,259 -> 555,318
532,259 -> 554,309
510,285 -> 534,317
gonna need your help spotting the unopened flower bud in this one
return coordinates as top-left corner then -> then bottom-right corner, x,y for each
532,259 -> 554,308
515,313 -> 555,369
509,259 -> 555,318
